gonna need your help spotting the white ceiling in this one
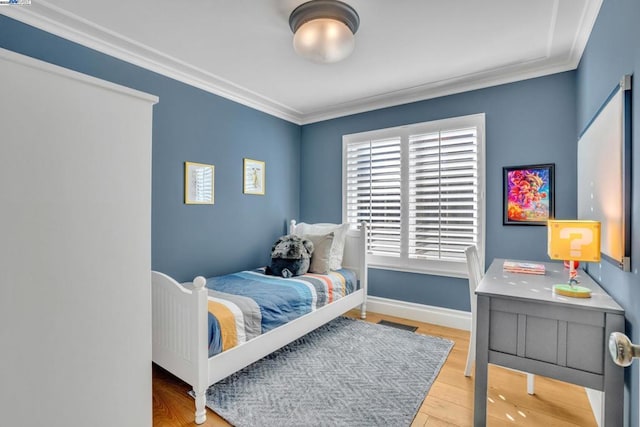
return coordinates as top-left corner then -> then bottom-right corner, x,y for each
2,0 -> 602,124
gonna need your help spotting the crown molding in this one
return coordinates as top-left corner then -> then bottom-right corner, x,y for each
1,0 -> 601,126
0,1 -> 303,124
568,0 -> 602,67
299,58 -> 578,124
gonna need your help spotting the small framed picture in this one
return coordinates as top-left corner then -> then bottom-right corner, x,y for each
184,161 -> 214,204
503,163 -> 554,225
243,158 -> 265,195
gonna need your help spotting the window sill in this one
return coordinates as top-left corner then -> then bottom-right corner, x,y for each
367,262 -> 469,279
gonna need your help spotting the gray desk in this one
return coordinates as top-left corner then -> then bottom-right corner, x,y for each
474,259 -> 624,426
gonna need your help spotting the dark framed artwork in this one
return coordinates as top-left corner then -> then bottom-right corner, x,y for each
503,163 -> 555,226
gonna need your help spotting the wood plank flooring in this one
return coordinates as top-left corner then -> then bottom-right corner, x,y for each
153,311 -> 597,426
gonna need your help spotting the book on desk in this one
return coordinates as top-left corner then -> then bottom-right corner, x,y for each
503,260 -> 545,275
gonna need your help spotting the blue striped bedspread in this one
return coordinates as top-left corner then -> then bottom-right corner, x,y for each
201,268 -> 357,357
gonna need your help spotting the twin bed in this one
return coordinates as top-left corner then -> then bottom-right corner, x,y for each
151,220 -> 368,424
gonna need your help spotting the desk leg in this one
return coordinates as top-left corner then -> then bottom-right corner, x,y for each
603,313 -> 625,427
474,295 -> 490,426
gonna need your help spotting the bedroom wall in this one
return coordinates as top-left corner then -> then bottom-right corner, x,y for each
576,0 -> 640,424
0,15 -> 301,283
300,72 -> 577,311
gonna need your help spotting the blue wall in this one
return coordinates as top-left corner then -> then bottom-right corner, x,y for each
300,72 -> 577,311
577,0 -> 640,424
0,16 -> 301,282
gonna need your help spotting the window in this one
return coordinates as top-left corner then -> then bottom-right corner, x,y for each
343,114 -> 485,278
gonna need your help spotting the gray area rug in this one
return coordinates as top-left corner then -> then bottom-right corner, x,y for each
198,316 -> 453,427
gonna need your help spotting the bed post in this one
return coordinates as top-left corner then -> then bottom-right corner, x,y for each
192,276 -> 209,424
289,219 -> 297,234
359,221 -> 368,319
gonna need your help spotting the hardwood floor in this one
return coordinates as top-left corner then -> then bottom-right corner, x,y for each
153,311 -> 597,426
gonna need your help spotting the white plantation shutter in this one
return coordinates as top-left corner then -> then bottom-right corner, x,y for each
408,128 -> 478,262
343,114 -> 484,278
346,138 -> 402,257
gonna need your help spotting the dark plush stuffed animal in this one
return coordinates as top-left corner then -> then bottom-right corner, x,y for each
265,234 -> 314,278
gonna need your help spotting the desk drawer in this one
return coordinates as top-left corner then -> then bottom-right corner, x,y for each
489,298 -> 605,375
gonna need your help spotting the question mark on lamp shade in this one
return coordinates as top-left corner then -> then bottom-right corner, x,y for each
559,228 -> 593,258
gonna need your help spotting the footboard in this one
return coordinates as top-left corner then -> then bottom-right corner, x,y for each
151,271 -> 209,423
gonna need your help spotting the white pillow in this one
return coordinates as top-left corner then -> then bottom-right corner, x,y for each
295,222 -> 349,270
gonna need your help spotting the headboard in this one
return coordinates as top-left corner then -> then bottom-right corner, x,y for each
289,220 -> 368,283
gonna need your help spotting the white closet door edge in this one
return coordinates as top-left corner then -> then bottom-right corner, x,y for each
0,47 -> 158,104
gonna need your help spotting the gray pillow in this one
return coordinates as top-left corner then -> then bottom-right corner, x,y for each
304,232 -> 334,274
295,222 -> 350,270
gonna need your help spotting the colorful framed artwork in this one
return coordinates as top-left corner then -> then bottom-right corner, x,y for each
503,163 -> 554,225
243,158 -> 265,195
184,161 -> 214,204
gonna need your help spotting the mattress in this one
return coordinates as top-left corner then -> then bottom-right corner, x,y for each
185,268 -> 358,357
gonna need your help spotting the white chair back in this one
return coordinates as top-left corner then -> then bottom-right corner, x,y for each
463,245 -> 536,394
464,245 -> 482,377
465,245 -> 483,293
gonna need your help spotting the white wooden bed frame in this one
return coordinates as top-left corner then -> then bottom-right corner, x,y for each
151,220 -> 368,424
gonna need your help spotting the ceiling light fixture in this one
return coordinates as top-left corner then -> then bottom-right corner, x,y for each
289,0 -> 360,64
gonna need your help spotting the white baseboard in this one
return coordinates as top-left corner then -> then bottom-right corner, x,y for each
366,296 -> 471,331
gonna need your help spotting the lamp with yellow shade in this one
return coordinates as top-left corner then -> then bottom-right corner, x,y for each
547,220 -> 601,298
